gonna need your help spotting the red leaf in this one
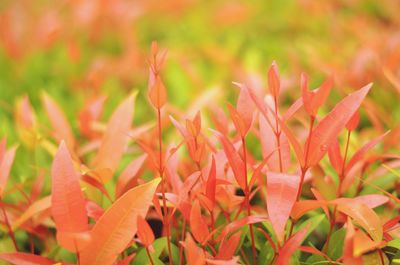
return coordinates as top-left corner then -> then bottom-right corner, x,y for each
212,130 -> 246,190
259,114 -> 291,171
116,154 -> 147,198
182,233 -> 206,265
0,144 -> 17,196
301,74 -> 333,117
328,139 -> 343,174
82,174 -> 112,201
42,93 -> 76,151
217,216 -> 268,242
267,172 -> 300,242
206,156 -> 217,209
346,111 -> 360,131
235,83 -> 255,136
91,92 -> 137,182
137,215 -> 155,247
276,227 -> 308,265
344,132 -> 388,175
0,252 -> 56,265
190,200 -> 209,245
216,231 -> 242,260
228,104 -> 248,138
85,201 -> 104,221
80,178 -> 160,265
51,141 -> 88,252
278,119 -> 305,167
78,96 -> 106,139
306,84 -> 371,167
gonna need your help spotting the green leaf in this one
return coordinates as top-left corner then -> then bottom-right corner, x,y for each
388,238 -> 400,250
326,228 -> 346,260
132,237 -> 179,265
294,214 -> 325,240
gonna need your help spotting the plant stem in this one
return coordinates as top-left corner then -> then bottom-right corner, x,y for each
274,97 -> 283,172
325,130 -> 351,253
146,247 -> 155,265
0,197 -> 19,251
179,219 -> 186,265
296,117 -> 315,202
242,137 -> 257,265
157,108 -> 173,265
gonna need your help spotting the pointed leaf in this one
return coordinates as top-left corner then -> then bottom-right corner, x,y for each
276,227 -> 308,265
190,200 -> 209,245
268,61 -> 280,98
91,92 -> 137,182
0,253 -> 55,265
80,178 -> 160,265
0,145 -> 17,196
306,84 -> 371,167
182,233 -> 206,265
212,130 -> 246,189
51,141 -> 88,252
206,156 -> 217,209
137,215 -> 155,247
336,201 -> 382,242
42,93 -> 75,150
267,172 -> 300,242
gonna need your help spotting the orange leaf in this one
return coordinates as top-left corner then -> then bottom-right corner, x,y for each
336,201 -> 382,242
91,92 -> 137,182
267,172 -> 300,242
182,233 -> 206,265
291,200 -> 327,220
306,84 -> 371,167
268,61 -> 280,99
148,74 -> 167,109
12,196 -> 51,230
80,178 -> 160,265
42,93 -> 75,151
137,215 -> 155,247
353,230 -> 382,256
346,111 -> 360,131
190,200 -> 209,245
343,220 -> 363,265
51,141 -> 88,252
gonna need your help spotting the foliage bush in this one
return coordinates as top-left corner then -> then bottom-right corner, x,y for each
0,41 -> 399,265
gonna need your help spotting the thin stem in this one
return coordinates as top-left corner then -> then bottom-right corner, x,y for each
273,97 -> 283,172
325,130 -> 352,253
157,108 -> 173,265
146,247 -> 155,265
179,219 -> 187,265
296,117 -> 315,201
242,137 -> 257,265
0,197 -> 19,251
